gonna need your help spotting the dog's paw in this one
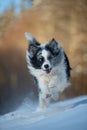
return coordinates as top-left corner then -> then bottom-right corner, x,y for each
38,101 -> 47,110
41,92 -> 51,99
45,93 -> 51,98
49,87 -> 59,101
51,93 -> 59,101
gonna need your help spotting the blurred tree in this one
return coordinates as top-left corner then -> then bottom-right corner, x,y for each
0,8 -> 14,39
20,0 -> 32,12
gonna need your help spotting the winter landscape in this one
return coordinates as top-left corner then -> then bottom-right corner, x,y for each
0,0 -> 87,130
0,96 -> 87,130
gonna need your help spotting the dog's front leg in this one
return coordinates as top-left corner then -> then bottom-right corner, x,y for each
37,79 -> 51,109
38,91 -> 51,109
38,89 -> 50,109
48,76 -> 59,101
38,92 -> 47,109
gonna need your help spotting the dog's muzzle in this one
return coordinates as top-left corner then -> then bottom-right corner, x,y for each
43,64 -> 52,74
44,68 -> 52,74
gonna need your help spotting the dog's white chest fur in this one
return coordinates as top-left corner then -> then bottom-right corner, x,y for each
29,60 -> 70,101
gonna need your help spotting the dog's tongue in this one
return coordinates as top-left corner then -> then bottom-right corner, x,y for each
46,69 -> 51,74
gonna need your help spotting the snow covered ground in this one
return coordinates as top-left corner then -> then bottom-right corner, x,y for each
0,96 -> 87,130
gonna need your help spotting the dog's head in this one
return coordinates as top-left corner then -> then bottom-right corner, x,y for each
25,32 -> 63,74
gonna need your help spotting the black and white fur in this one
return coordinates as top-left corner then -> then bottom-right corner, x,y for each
25,32 -> 71,109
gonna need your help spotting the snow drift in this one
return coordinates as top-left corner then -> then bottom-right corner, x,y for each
0,96 -> 87,130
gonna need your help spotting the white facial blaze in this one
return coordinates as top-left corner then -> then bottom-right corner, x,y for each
41,50 -> 51,70
42,50 -> 48,60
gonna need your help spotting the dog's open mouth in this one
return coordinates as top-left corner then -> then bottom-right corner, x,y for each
44,68 -> 52,74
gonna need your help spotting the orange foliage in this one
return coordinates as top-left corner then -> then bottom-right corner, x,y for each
0,0 -> 87,114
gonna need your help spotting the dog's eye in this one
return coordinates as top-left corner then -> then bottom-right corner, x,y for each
39,57 -> 44,62
48,56 -> 52,60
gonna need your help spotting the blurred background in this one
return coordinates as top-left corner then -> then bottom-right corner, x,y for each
0,0 -> 87,115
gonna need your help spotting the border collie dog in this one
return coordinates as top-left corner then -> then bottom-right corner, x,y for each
25,32 -> 71,109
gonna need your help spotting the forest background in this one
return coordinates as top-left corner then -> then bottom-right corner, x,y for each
0,0 -> 87,114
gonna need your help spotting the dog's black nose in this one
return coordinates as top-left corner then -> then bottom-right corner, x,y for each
44,64 -> 49,69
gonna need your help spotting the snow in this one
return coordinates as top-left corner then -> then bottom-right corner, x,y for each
0,96 -> 87,130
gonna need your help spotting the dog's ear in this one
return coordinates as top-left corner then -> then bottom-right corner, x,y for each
50,38 -> 58,47
28,44 -> 39,58
49,38 -> 60,55
25,32 -> 40,45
